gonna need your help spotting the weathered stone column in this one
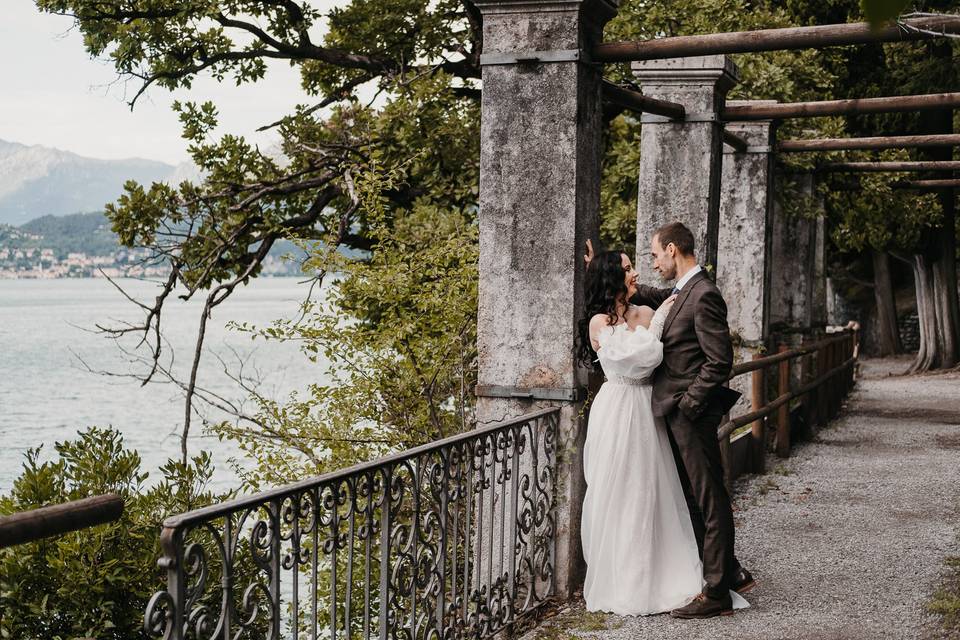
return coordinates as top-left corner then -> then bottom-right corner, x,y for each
474,0 -> 617,598
632,56 -> 739,282
770,172 -> 826,338
811,211 -> 828,327
716,105 -> 776,416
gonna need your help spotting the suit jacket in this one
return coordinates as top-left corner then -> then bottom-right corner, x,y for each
631,271 -> 734,419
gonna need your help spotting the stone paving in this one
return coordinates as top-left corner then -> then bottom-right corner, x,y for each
523,356 -> 960,640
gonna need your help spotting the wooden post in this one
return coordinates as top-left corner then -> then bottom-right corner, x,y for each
800,345 -> 816,439
776,344 -> 790,458
750,355 -> 766,473
842,335 -> 850,396
848,332 -> 856,392
829,339 -> 840,418
832,338 -> 845,417
824,339 -> 833,419
812,342 -> 822,427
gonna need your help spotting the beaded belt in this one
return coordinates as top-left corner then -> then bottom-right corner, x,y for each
606,374 -> 653,387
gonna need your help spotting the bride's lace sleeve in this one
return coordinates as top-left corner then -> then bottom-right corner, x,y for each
648,299 -> 675,340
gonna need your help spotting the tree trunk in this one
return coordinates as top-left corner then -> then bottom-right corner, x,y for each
932,197 -> 959,367
871,249 -> 902,356
910,252 -> 941,373
918,39 -> 960,369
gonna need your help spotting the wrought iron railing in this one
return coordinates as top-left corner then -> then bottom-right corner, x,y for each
145,408 -> 560,640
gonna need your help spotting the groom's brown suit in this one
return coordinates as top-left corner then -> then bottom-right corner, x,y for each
632,270 -> 741,599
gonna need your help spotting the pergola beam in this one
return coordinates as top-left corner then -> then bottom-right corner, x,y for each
779,134 -> 960,151
820,161 -> 960,172
600,80 -> 686,119
593,16 -> 960,63
895,179 -> 960,189
722,129 -> 749,153
723,92 -> 960,121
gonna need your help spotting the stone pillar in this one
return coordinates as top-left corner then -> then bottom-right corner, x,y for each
632,56 -> 739,283
770,172 -> 826,339
811,211 -> 828,328
474,0 -> 617,598
716,105 -> 776,416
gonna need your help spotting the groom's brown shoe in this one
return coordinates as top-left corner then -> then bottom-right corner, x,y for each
669,592 -> 734,619
732,567 -> 756,594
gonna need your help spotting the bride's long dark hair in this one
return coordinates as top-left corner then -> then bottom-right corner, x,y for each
576,250 -> 629,370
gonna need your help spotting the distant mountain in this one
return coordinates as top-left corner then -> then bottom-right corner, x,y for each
0,140 -> 199,226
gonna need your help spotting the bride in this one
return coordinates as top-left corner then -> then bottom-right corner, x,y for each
577,250 -> 747,616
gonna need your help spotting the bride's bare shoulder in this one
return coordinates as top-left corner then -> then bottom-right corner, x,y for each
589,313 -> 613,331
627,304 -> 655,329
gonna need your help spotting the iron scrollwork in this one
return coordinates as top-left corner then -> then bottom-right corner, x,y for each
144,408 -> 559,640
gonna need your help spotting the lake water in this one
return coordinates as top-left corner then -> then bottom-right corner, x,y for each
0,277 -> 330,494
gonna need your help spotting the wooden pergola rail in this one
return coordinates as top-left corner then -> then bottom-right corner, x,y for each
779,134 -> 960,152
0,494 -> 124,549
819,161 -> 960,172
600,79 -> 686,119
895,178 -> 960,189
717,330 -> 858,482
723,92 -> 960,121
593,16 -> 960,63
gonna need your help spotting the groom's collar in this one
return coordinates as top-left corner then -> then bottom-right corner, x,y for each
674,264 -> 702,291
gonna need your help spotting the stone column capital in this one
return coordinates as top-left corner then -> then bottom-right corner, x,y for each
473,0 -> 620,16
632,55 -> 740,93
473,0 -> 618,14
474,0 -> 618,49
724,101 -> 778,150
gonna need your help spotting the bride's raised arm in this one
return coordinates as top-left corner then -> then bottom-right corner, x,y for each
648,295 -> 677,340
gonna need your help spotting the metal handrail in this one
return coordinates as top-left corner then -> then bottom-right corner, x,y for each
161,407 -> 559,530
144,408 -> 562,640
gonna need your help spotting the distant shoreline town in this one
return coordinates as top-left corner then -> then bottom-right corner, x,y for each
0,245 -> 298,280
0,244 -> 168,280
0,212 -> 302,280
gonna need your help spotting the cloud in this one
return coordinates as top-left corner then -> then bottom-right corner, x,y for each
0,0 -> 328,164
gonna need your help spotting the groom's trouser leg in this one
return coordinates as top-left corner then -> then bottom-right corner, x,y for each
665,408 -> 737,598
662,417 -> 707,556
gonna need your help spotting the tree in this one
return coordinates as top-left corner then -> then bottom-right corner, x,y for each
823,157 -> 943,361
788,0 -> 960,369
35,0 -> 484,465
213,166 -> 479,488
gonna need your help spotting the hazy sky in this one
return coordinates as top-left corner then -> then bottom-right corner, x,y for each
1,1 -> 336,165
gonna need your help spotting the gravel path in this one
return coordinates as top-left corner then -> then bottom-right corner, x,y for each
530,357 -> 960,640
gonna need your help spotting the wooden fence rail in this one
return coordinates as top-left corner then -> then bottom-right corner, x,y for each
718,329 -> 858,486
0,494 -> 124,549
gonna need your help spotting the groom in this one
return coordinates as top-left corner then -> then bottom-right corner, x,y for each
586,221 -> 753,618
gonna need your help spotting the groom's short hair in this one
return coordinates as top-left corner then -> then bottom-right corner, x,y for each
654,222 -> 695,256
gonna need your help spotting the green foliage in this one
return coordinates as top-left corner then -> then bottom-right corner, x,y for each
217,163 -> 478,488
824,151 -> 943,254
1,212 -> 118,258
0,428 -> 227,639
860,0 -> 912,26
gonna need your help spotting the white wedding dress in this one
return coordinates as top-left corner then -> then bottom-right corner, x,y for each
580,305 -> 749,615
